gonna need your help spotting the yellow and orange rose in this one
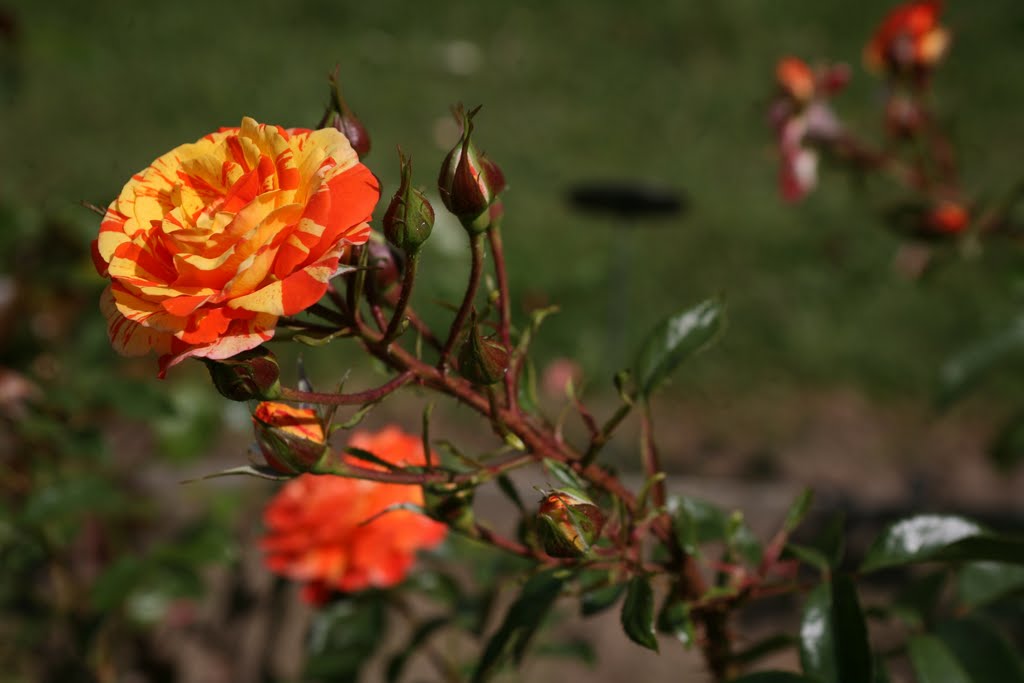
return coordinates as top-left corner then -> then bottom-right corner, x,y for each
261,426 -> 447,604
93,117 -> 380,376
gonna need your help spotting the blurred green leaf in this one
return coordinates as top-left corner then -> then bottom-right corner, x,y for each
889,570 -> 947,627
989,414 -> 1024,471
830,576 -> 873,683
669,495 -> 729,556
939,316 -> 1024,408
580,573 -> 626,617
908,634 -> 972,683
386,616 -> 450,683
632,299 -> 724,398
306,594 -> 388,681
861,515 -> 1024,572
937,618 -> 1024,683
957,561 -> 1024,608
799,583 -> 836,682
22,476 -> 127,526
656,594 -> 694,647
728,511 -> 763,567
782,488 -> 814,534
542,458 -> 586,491
472,569 -> 565,682
620,576 -> 658,652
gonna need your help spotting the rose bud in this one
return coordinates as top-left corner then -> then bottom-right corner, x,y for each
457,319 -> 509,386
252,401 -> 330,474
317,70 -> 371,159
383,150 -> 435,254
203,347 -> 281,401
366,240 -> 403,299
926,200 -> 969,235
536,488 -> 605,558
437,105 -> 506,233
776,56 -> 815,104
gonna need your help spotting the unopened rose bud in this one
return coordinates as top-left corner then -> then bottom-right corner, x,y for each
252,401 -> 329,474
204,348 -> 281,401
317,71 -> 371,158
437,105 -> 506,233
366,241 -> 403,298
776,57 -> 815,104
457,320 -> 509,386
536,488 -> 605,558
383,151 -> 435,254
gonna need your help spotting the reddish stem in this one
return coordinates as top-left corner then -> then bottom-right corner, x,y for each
439,233 -> 485,371
487,226 -> 517,410
280,371 -> 415,406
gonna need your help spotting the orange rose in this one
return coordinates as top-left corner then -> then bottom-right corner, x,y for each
260,426 -> 447,604
865,1 -> 949,74
93,117 -> 380,376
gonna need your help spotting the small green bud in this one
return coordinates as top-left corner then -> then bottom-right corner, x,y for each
383,150 -> 435,253
204,347 -> 281,401
457,320 -> 509,386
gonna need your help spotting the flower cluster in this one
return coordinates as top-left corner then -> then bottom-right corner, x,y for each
93,117 -> 379,376
260,426 -> 447,604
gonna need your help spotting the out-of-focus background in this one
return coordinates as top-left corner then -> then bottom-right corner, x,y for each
2,1 -> 1024,681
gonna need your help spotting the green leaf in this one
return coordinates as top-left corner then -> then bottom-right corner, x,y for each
543,458 -> 586,491
800,583 -> 837,683
889,570 -> 947,627
937,618 -> 1024,683
861,515 -> 1024,572
633,299 -> 724,398
386,617 -> 450,683
580,574 -> 626,617
669,495 -> 729,556
957,561 -> 1024,608
620,576 -> 658,652
798,577 -> 874,683
938,316 -> 1024,408
783,488 -> 814,533
907,634 -> 972,683
830,576 -> 873,683
656,595 -> 695,647
472,570 -> 566,682
727,673 -> 820,683
728,511 -> 763,567
305,595 -> 388,681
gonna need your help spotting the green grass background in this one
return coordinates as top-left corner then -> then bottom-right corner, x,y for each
5,0 -> 1024,401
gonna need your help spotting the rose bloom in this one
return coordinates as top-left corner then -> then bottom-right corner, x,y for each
261,426 -> 447,604
93,117 -> 380,376
864,0 -> 949,74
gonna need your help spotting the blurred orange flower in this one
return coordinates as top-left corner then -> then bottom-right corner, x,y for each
260,426 -> 447,604
94,117 -> 380,376
865,0 -> 949,74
